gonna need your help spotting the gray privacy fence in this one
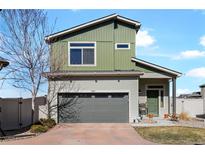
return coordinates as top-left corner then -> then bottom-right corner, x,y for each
176,98 -> 204,117
0,96 -> 46,131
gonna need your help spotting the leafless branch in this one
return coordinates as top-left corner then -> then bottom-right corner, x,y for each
0,10 -> 53,122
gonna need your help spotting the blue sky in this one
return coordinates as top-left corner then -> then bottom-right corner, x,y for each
1,9 -> 205,97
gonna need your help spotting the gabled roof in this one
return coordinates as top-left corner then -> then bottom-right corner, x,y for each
131,57 -> 182,77
45,14 -> 141,43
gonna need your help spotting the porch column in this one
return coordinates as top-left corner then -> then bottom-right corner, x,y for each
172,77 -> 176,114
168,80 -> 170,114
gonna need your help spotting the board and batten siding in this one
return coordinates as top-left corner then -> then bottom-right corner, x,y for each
50,20 -> 138,71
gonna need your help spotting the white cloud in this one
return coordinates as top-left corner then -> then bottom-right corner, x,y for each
200,35 -> 205,47
136,30 -> 155,47
186,67 -> 205,78
176,89 -> 191,96
173,50 -> 205,60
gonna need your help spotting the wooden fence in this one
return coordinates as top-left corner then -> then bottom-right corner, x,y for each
0,96 -> 46,131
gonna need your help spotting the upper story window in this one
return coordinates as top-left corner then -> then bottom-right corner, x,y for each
68,42 -> 96,66
115,43 -> 130,50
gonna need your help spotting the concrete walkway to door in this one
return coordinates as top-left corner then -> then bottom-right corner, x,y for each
0,123 -> 154,145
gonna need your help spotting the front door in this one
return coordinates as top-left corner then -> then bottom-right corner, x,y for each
147,90 -> 159,116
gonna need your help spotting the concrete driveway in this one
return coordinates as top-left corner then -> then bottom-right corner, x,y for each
1,123 -> 154,145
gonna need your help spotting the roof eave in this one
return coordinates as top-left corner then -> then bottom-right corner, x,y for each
131,57 -> 182,77
42,71 -> 144,78
45,14 -> 141,43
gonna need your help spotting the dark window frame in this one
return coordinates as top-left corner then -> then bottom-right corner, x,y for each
115,43 -> 130,50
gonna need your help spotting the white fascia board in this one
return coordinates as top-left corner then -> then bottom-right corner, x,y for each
117,16 -> 141,27
131,57 -> 182,77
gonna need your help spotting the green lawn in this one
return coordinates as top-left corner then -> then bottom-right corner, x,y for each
135,126 -> 205,144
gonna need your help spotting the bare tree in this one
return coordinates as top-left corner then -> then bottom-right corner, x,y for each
40,79 -> 78,120
0,10 -> 51,123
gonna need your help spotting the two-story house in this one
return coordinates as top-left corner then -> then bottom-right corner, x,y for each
43,14 -> 181,123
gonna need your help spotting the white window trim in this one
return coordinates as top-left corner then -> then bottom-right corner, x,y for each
115,43 -> 130,50
68,41 -> 96,66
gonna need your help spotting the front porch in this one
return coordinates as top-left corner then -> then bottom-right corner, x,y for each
138,77 -> 177,118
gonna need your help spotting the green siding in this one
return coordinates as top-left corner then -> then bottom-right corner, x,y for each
65,42 -> 114,71
62,21 -> 113,42
114,22 -> 136,43
134,65 -> 154,73
114,43 -> 136,70
50,20 -> 143,71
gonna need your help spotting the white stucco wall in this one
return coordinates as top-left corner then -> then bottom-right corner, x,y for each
48,76 -> 139,123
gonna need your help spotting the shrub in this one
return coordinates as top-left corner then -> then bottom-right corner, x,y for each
147,113 -> 154,119
40,118 -> 56,128
30,124 -> 48,133
164,113 -> 169,119
170,114 -> 179,121
179,112 -> 190,121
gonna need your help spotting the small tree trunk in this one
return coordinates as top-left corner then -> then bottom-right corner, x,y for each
31,93 -> 36,124
47,99 -> 51,119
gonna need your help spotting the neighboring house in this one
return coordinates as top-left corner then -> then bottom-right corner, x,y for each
176,84 -> 205,117
43,14 -> 182,123
178,92 -> 202,99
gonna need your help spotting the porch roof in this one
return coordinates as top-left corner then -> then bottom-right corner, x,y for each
131,57 -> 182,77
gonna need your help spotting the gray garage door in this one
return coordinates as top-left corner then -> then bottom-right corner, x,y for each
58,93 -> 129,123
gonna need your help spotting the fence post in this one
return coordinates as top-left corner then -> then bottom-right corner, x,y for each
18,98 -> 23,128
0,101 -> 5,136
181,100 -> 184,113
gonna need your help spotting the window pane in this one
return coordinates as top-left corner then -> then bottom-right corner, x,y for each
117,44 -> 129,49
70,48 -> 82,64
83,48 -> 94,64
70,43 -> 95,47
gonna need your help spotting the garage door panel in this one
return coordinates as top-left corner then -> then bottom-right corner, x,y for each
58,93 -> 129,123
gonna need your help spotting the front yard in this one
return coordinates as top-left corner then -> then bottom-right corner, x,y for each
135,126 -> 205,144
